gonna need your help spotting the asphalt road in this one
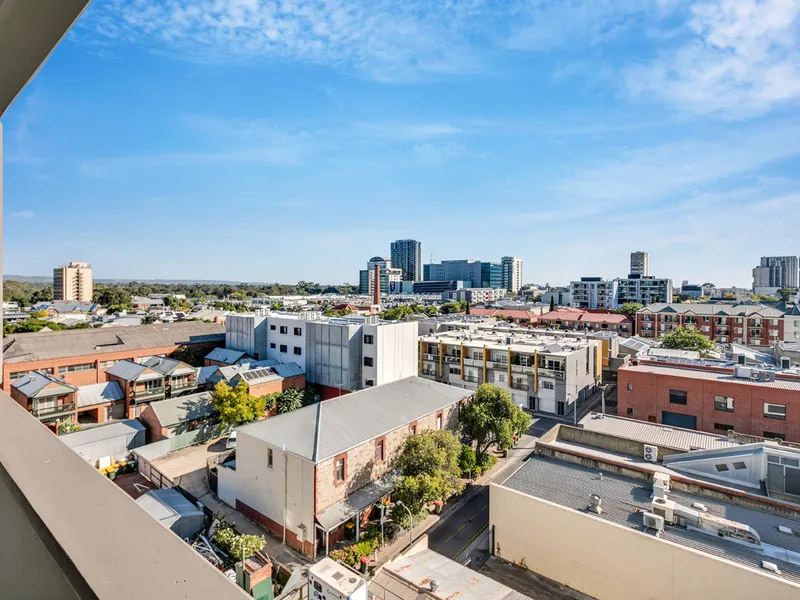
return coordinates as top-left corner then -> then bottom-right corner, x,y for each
428,486 -> 490,560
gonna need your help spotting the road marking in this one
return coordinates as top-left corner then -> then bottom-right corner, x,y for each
458,523 -> 466,531
468,513 -> 476,522
480,504 -> 487,511
451,523 -> 488,559
445,535 -> 453,543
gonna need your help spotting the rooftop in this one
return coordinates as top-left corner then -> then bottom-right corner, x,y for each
238,377 -> 469,462
3,322 -> 225,365
145,392 -> 215,427
421,328 -> 600,355
621,362 -> 800,391
639,303 -> 785,317
578,413 -> 737,451
502,456 -> 800,585
205,347 -> 250,364
11,370 -> 76,398
76,381 -> 125,409
59,419 -> 145,448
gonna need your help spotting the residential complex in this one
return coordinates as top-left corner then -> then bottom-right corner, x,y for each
541,286 -> 571,307
629,250 -> 649,276
753,255 -> 799,292
225,312 -> 418,398
637,302 -> 786,345
418,326 -> 601,415
389,239 -> 422,281
53,261 -> 93,303
538,307 -> 632,336
501,255 -> 523,293
442,287 -> 506,304
217,377 -> 468,557
570,277 -> 618,309
572,275 -> 673,308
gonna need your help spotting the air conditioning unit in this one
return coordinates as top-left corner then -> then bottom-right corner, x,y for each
643,512 -> 665,533
643,444 -> 658,463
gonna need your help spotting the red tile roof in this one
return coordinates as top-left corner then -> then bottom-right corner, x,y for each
466,308 -> 539,322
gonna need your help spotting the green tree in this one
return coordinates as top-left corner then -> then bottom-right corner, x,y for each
142,314 -> 157,325
94,286 -> 133,310
392,430 -> 464,526
460,384 -> 532,457
439,301 -> 466,315
660,326 -> 713,355
457,444 -> 477,478
277,387 -> 304,414
612,302 -> 643,319
777,288 -> 794,302
33,309 -> 49,319
302,386 -> 318,407
380,305 -> 414,321
210,381 -> 266,429
549,296 -> 555,312
211,519 -> 265,559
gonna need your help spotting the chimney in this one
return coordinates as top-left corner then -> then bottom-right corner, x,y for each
373,263 -> 381,307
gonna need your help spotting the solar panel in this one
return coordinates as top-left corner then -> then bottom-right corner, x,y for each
241,368 -> 275,382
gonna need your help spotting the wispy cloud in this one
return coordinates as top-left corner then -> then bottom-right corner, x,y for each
411,142 -> 468,167
626,0 -> 800,118
11,211 -> 36,219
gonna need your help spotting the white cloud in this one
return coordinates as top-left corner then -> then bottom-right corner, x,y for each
11,211 -> 36,219
411,142 -> 468,166
627,0 -> 800,117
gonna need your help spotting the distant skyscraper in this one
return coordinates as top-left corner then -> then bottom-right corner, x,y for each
630,251 -> 649,276
390,239 -> 422,281
53,261 -> 93,303
501,256 -> 523,293
753,256 -> 799,290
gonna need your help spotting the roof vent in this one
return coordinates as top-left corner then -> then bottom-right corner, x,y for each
762,561 -> 781,575
778,525 -> 794,535
430,579 -> 440,592
588,494 -> 602,514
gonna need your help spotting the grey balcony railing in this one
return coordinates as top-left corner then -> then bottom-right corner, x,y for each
32,402 -> 76,419
133,387 -> 165,403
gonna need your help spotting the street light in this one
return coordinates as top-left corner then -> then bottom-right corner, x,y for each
395,501 -> 413,545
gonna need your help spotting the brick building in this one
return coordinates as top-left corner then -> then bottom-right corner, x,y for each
538,307 -> 632,336
105,357 -> 199,418
203,361 -> 305,399
2,322 -> 225,391
618,361 -> 800,442
636,303 -> 785,345
217,377 -> 470,558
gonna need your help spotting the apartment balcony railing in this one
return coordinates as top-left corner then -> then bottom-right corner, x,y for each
421,370 -> 437,377
511,364 -> 534,374
444,355 -> 461,364
170,381 -> 198,393
463,358 -> 483,367
132,387 -> 165,403
422,353 -> 439,362
538,369 -> 565,379
464,375 -> 480,383
510,383 -> 529,391
32,402 -> 76,419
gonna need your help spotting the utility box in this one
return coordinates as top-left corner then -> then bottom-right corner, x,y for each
308,558 -> 367,600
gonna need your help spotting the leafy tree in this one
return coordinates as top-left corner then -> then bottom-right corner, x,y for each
549,296 -> 555,312
753,294 -> 780,303
660,326 -> 713,355
277,387 -> 304,414
211,381 -> 266,429
392,430 -> 464,526
439,301 -> 467,315
302,386 -> 318,407
380,305 -> 414,321
33,309 -> 49,319
612,302 -> 643,319
94,286 -> 133,310
778,288 -> 795,302
460,384 -> 532,457
457,444 -> 477,478
142,314 -> 157,325
212,519 -> 265,559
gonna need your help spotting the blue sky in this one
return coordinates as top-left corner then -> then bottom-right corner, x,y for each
4,0 -> 800,287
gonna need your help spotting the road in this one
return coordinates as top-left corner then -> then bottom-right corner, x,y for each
428,416 -> 560,563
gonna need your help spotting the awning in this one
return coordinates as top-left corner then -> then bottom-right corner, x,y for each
315,472 -> 398,532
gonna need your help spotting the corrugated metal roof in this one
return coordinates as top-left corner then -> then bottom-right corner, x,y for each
502,456 -> 800,585
77,381 -> 125,408
106,360 -> 148,381
239,377 -> 469,462
578,413 -> 737,451
3,322 -> 225,364
147,392 -> 215,428
640,303 -> 784,317
622,363 -> 800,391
142,356 -> 196,377
60,419 -> 144,447
11,371 -> 76,398
204,348 -> 248,364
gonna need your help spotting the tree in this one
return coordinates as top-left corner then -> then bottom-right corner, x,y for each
778,288 -> 795,303
210,381 -> 266,429
142,314 -> 157,325
465,301 -> 471,315
612,302 -> 643,319
457,444 -> 477,478
277,387 -> 304,414
302,386 -> 318,407
549,296 -> 555,312
33,309 -> 49,319
460,384 -> 532,457
660,326 -> 713,355
380,305 -> 414,321
94,286 -> 133,310
392,430 -> 464,526
211,519 -> 265,559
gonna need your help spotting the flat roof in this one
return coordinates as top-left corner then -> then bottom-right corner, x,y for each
578,413 -> 737,451
621,363 -> 800,391
421,330 -> 598,355
502,456 -> 800,585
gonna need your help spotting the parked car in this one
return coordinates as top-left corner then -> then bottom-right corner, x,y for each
225,431 -> 237,450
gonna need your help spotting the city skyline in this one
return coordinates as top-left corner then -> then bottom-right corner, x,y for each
3,1 -> 800,286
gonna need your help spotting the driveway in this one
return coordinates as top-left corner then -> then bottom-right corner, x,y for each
149,436 -> 230,497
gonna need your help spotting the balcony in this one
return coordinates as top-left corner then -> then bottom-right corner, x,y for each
170,381 -> 198,393
421,370 -> 437,377
511,364 -> 533,374
444,355 -> 461,364
538,369 -> 565,379
463,357 -> 483,367
133,386 -> 165,403
510,382 -> 529,391
422,353 -> 439,361
464,375 -> 480,383
32,401 -> 76,420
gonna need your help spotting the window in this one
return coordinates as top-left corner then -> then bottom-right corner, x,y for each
764,403 -> 786,420
715,463 -> 729,472
294,327 -> 302,336
669,390 -> 687,405
436,412 -> 443,430
279,326 -> 288,334
267,448 -> 273,469
627,408 -> 633,416
144,379 -> 162,392
364,334 -> 374,345
270,325 -> 276,331
100,360 -> 118,368
782,457 -> 800,467
627,383 -> 633,391
375,438 -> 385,462
449,366 -> 461,375
279,344 -> 287,353
9,371 -> 29,381
334,455 -> 346,483
364,357 -> 374,367
409,423 -> 417,435
768,455 -> 781,464
64,363 -> 95,373
365,379 -> 374,387
293,347 -> 302,356
764,431 -> 787,441
733,462 -> 747,470
540,380 -> 554,390
270,343 -> 276,349
714,423 -> 734,432
714,396 -> 735,412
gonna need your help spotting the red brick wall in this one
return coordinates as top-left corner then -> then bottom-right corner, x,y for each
236,500 -> 315,557
248,374 -> 305,399
618,366 -> 800,442
317,384 -> 352,401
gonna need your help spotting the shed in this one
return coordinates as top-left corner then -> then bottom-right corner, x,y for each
135,488 -> 205,540
60,419 -> 145,467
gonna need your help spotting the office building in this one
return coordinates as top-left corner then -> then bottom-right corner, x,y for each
53,261 -> 93,303
616,275 -> 673,305
419,328 -> 601,415
480,262 -> 502,288
629,250 -> 649,276
390,239 -> 421,281
358,256 -> 401,295
753,255 -> 799,292
570,277 -> 619,309
410,280 -> 470,294
501,256 -> 523,293
442,287 -> 506,304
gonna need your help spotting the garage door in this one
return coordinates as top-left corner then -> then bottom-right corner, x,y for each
662,411 -> 697,430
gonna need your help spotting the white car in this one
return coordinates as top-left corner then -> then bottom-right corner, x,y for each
225,431 -> 237,450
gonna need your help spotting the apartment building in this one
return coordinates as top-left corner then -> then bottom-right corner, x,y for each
53,261 -> 93,303
570,277 -> 618,309
636,303 -> 785,345
753,255 -> 799,292
418,328 -> 601,415
217,377 -> 469,557
442,287 -> 506,304
629,250 -> 649,276
618,358 -> 800,442
541,286 -> 571,307
204,361 -> 305,399
538,307 -> 632,336
226,312 -> 418,399
2,322 -> 225,391
105,356 -> 199,418
616,275 -> 673,305
501,256 -> 523,293
390,239 -> 422,281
